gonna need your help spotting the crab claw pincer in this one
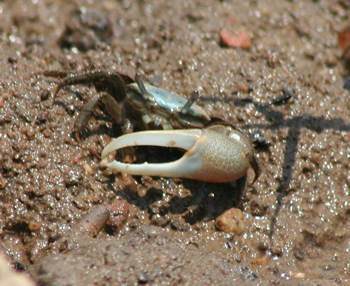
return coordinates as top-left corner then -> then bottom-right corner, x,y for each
101,128 -> 259,183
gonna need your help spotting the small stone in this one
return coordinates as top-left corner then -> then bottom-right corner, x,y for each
250,198 -> 268,216
28,221 -> 43,231
311,154 -> 322,164
215,208 -> 245,234
0,177 -> 7,189
338,25 -> 350,51
40,90 -> 50,101
220,27 -> 252,50
149,201 -> 170,215
151,214 -> 170,227
271,245 -> 282,257
106,200 -> 129,230
257,241 -> 270,251
42,129 -> 52,138
26,126 -> 36,137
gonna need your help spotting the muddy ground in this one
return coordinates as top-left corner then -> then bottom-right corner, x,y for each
0,0 -> 349,285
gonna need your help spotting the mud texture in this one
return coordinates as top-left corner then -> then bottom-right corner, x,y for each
0,0 -> 349,285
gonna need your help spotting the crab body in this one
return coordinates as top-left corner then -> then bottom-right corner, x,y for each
32,70 -> 210,140
126,82 -> 210,130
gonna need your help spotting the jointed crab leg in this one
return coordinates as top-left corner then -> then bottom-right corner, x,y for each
101,128 -> 253,183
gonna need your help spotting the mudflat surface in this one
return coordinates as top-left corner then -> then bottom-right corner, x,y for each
0,0 -> 349,285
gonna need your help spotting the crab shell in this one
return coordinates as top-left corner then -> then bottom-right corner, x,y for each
127,82 -> 211,129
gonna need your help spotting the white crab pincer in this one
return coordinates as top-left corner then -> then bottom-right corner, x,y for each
101,125 -> 260,188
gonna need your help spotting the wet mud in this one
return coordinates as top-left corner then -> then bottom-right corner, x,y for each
0,0 -> 349,285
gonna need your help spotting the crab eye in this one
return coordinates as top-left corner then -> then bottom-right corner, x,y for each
181,90 -> 199,115
135,73 -> 154,101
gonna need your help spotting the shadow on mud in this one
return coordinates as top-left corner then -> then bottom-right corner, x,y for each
203,92 -> 350,243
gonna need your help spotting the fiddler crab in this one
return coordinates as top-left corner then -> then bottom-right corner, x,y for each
32,70 -> 260,194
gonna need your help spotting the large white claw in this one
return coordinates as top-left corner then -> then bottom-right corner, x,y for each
101,129 -> 252,183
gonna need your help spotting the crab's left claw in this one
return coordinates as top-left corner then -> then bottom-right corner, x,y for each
101,128 -> 257,183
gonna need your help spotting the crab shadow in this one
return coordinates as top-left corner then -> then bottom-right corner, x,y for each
202,93 -> 350,241
102,146 -> 244,225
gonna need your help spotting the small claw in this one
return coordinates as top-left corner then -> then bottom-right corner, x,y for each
101,129 -> 252,183
30,71 -> 70,106
52,83 -> 64,105
74,131 -> 81,143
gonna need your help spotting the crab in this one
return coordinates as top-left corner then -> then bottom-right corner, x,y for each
101,123 -> 261,195
33,70 -> 260,195
31,70 -> 211,141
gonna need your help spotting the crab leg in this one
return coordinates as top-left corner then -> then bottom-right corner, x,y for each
101,129 -> 252,183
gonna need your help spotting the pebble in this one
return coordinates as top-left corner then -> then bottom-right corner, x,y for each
28,221 -> 43,232
215,208 -> 245,234
40,90 -> 50,101
106,200 -> 129,230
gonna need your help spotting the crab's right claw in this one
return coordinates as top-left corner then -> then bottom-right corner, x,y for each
101,128 -> 257,183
